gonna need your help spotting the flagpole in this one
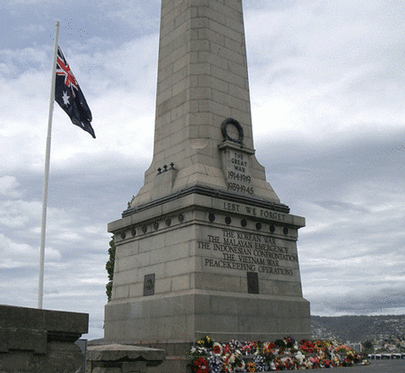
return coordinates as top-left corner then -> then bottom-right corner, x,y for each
38,21 -> 60,309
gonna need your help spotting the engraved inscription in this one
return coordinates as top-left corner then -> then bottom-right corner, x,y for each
227,152 -> 254,195
222,201 -> 286,222
197,228 -> 298,277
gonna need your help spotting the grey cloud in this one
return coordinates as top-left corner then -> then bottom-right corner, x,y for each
2,0 -> 405,339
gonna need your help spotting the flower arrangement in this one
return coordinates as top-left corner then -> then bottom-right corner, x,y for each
187,336 -> 366,372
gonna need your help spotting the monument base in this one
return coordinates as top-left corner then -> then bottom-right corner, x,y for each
143,343 -> 192,373
105,290 -> 310,343
105,291 -> 309,373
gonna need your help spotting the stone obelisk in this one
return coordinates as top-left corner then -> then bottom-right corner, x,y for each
105,0 -> 310,369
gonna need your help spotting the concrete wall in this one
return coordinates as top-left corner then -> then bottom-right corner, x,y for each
0,305 -> 88,373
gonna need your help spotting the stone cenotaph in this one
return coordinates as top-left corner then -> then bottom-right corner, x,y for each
105,0 -> 310,367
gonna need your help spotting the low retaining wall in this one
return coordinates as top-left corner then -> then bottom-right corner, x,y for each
0,305 -> 88,373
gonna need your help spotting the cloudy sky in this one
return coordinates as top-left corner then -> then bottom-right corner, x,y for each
1,0 -> 405,340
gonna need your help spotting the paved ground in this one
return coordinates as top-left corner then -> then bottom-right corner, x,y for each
336,359 -> 405,373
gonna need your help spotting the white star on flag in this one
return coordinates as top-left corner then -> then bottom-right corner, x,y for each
62,91 -> 70,106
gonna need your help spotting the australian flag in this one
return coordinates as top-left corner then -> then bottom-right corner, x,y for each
54,46 -> 95,138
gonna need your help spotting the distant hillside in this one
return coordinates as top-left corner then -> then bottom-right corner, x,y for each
311,315 -> 405,342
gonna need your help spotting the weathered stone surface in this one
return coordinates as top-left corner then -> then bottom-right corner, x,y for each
105,291 -> 310,344
0,305 -> 88,373
87,344 -> 165,373
88,344 -> 165,362
0,304 -> 88,336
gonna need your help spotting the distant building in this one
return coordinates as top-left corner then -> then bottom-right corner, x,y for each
347,342 -> 364,353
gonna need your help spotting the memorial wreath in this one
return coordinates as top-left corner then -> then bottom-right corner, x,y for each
187,335 -> 367,372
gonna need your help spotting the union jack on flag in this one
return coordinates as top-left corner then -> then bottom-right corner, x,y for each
54,46 -> 95,138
